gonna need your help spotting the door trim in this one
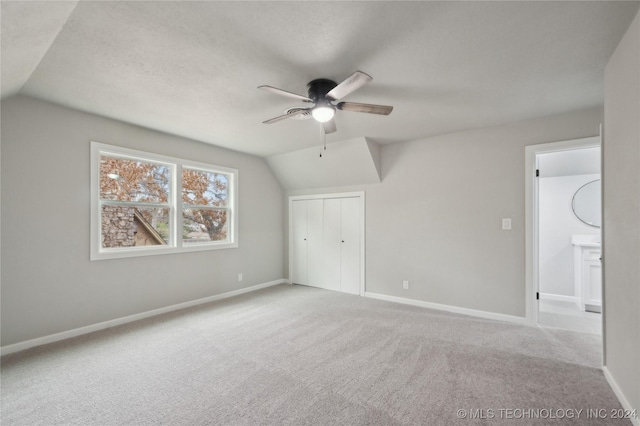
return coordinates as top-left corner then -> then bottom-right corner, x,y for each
288,192 -> 366,296
524,136 -> 600,327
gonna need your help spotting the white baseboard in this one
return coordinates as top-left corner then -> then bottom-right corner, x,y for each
1,279 -> 287,356
364,292 -> 530,325
602,366 -> 640,426
539,292 -> 579,305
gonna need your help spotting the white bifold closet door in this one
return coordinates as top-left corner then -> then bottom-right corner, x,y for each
339,197 -> 360,294
291,196 -> 361,295
291,199 -> 323,287
322,199 -> 342,292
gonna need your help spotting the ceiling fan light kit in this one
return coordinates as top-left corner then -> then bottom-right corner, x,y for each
259,71 -> 393,134
311,103 -> 335,123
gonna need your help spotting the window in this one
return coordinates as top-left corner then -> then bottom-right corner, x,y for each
182,167 -> 231,244
91,142 -> 238,260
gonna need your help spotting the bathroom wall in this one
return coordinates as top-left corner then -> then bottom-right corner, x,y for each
538,173 -> 600,299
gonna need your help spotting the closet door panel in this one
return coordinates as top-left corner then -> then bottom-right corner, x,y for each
291,200 -> 308,285
306,199 -> 324,288
340,197 -> 361,295
323,198 -> 342,291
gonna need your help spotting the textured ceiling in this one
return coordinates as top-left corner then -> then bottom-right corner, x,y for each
2,1 -> 638,157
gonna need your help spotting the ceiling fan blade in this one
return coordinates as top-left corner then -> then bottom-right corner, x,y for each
322,118 -> 337,134
262,108 -> 310,124
258,85 -> 312,102
325,71 -> 372,101
336,102 -> 393,115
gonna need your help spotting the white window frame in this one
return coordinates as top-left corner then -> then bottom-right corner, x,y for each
90,142 -> 238,260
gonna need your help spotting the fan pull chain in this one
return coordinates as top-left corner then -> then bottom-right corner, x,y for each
319,127 -> 327,158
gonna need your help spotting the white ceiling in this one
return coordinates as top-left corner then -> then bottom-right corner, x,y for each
2,1 -> 638,157
539,146 -> 601,178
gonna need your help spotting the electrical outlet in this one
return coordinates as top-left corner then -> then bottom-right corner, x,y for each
238,273 -> 243,282
403,280 -> 409,290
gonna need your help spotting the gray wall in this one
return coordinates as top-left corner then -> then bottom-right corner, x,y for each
603,10 -> 640,415
1,95 -> 284,346
287,107 -> 602,317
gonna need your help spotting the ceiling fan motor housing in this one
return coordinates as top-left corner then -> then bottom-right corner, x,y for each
307,79 -> 338,102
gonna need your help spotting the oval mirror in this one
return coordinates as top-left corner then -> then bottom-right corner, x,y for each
572,179 -> 601,228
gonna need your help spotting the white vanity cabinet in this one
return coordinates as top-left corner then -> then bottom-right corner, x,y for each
579,247 -> 602,311
572,235 -> 601,312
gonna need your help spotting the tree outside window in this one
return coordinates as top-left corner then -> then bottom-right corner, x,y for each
91,142 -> 238,260
182,168 -> 230,243
99,155 -> 171,248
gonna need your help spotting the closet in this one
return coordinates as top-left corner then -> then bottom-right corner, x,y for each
290,193 -> 363,295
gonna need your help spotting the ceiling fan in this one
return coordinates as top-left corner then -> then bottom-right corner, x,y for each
258,71 -> 393,134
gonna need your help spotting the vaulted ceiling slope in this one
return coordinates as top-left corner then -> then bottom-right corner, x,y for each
2,1 -> 638,157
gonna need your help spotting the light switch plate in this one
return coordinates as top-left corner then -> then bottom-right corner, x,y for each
502,218 -> 512,230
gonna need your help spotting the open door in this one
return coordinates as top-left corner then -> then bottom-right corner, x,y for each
527,137 -> 602,336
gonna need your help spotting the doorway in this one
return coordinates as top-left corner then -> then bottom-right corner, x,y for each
525,136 -> 602,335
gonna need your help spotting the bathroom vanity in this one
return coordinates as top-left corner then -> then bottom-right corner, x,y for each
572,235 -> 601,313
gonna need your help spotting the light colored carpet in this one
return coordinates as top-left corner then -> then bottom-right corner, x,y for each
538,299 -> 602,335
1,284 -> 629,425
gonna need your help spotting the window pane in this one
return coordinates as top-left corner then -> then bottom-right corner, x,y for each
182,209 -> 228,243
182,168 -> 229,207
100,155 -> 170,203
102,205 -> 169,248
